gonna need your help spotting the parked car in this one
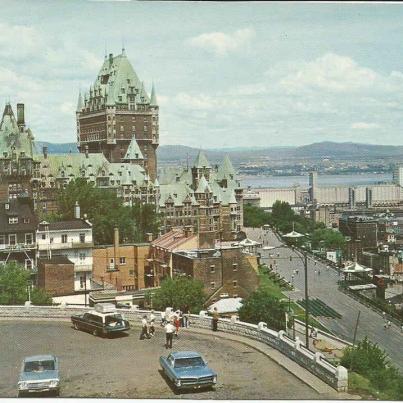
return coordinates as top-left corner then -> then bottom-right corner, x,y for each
71,303 -> 130,337
160,351 -> 217,391
17,355 -> 60,396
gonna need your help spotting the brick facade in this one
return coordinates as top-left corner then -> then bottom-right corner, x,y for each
37,257 -> 75,296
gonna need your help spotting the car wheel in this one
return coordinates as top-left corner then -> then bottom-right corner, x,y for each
73,323 -> 79,330
92,329 -> 99,337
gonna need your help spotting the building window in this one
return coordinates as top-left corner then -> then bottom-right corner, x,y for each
119,257 -> 126,264
9,234 -> 16,245
233,280 -> 238,287
0,235 -> 5,245
79,233 -> 86,243
210,265 -> 215,273
129,270 -> 134,275
41,234 -> 46,240
23,217 -> 30,224
8,217 -> 18,224
79,253 -> 86,262
110,258 -> 114,264
25,259 -> 32,270
61,234 -> 67,243
80,276 -> 86,288
210,282 -> 215,289
233,263 -> 238,271
25,233 -> 33,245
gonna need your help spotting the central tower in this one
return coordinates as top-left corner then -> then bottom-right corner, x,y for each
76,49 -> 159,180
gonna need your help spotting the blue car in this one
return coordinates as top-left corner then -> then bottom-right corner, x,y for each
160,351 -> 217,390
17,355 -> 60,396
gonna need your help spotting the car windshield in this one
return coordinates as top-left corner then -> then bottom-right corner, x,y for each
105,314 -> 123,325
174,357 -> 204,368
24,360 -> 55,372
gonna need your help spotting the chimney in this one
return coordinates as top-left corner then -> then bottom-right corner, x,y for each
114,227 -> 119,270
42,146 -> 48,159
84,145 -> 89,158
109,53 -> 113,65
146,232 -> 153,242
17,103 -> 25,129
184,226 -> 193,238
74,201 -> 80,219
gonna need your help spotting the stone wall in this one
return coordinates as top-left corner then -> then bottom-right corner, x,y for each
0,305 -> 348,392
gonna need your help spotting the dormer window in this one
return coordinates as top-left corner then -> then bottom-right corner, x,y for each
9,216 -> 18,224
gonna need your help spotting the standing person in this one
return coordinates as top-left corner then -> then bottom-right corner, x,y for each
387,320 -> 392,329
183,306 -> 190,328
149,319 -> 155,336
161,311 -> 166,326
174,313 -> 181,337
165,320 -> 175,349
140,315 -> 149,340
212,307 -> 219,332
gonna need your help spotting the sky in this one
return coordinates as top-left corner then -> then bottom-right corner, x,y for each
2,1 -> 403,148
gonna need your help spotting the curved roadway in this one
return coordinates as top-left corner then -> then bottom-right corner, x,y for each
0,320 -> 343,399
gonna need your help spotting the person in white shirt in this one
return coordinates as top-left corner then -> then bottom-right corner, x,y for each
140,315 -> 150,340
165,321 -> 175,349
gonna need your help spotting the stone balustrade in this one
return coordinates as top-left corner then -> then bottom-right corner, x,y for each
0,305 -> 348,392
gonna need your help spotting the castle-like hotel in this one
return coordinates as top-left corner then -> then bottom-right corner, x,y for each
0,50 -> 243,242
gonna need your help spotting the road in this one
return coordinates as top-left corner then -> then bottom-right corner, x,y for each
0,320 -> 336,399
247,227 -> 403,372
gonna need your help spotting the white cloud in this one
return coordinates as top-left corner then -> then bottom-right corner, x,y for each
187,28 -> 255,56
279,53 -> 378,93
351,122 -> 380,130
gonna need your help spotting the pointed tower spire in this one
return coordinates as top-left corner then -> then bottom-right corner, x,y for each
76,91 -> 84,112
150,82 -> 157,106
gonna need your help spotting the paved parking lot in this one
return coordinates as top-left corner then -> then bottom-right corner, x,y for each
0,320 -> 340,399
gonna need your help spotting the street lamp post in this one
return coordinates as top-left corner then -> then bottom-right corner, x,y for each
283,228 -> 310,350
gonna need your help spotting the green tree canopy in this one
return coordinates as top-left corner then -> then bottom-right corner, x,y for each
0,263 -> 51,305
238,288 -> 288,331
56,179 -> 160,245
243,204 -> 270,228
311,228 -> 346,250
150,277 -> 206,314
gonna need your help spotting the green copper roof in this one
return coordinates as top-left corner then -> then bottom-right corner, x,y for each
84,51 -> 150,108
76,91 -> 83,112
123,136 -> 144,160
150,83 -> 157,106
195,175 -> 212,193
193,151 -> 211,169
0,103 -> 35,159
217,155 -> 235,179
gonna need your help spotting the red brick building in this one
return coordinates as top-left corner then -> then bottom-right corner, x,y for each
37,256 -> 75,296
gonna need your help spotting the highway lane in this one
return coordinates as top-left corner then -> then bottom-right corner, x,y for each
246,227 -> 403,372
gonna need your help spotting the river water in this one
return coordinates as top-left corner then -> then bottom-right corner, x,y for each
240,173 -> 392,189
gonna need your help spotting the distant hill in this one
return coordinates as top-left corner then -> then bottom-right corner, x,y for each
295,141 -> 403,158
33,140 -> 403,162
35,141 -> 78,155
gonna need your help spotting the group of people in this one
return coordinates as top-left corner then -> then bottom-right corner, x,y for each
139,307 -> 192,349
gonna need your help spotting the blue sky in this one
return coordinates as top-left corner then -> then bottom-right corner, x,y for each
2,1 -> 403,148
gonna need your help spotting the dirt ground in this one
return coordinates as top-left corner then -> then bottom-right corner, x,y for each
0,320 -> 341,399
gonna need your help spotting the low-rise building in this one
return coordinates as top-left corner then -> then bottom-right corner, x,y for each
172,244 -> 260,305
148,227 -> 199,287
37,256 -> 75,296
36,213 -> 93,292
92,228 -> 150,291
0,197 -> 37,270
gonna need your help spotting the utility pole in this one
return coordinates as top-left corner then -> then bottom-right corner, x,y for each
352,310 -> 361,347
304,251 -> 309,349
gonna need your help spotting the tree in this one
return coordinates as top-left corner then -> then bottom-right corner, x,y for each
311,228 -> 345,250
150,277 -> 206,313
30,288 -> 53,305
56,179 -> 160,244
0,262 -> 30,305
243,204 -> 270,228
238,288 -> 288,331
